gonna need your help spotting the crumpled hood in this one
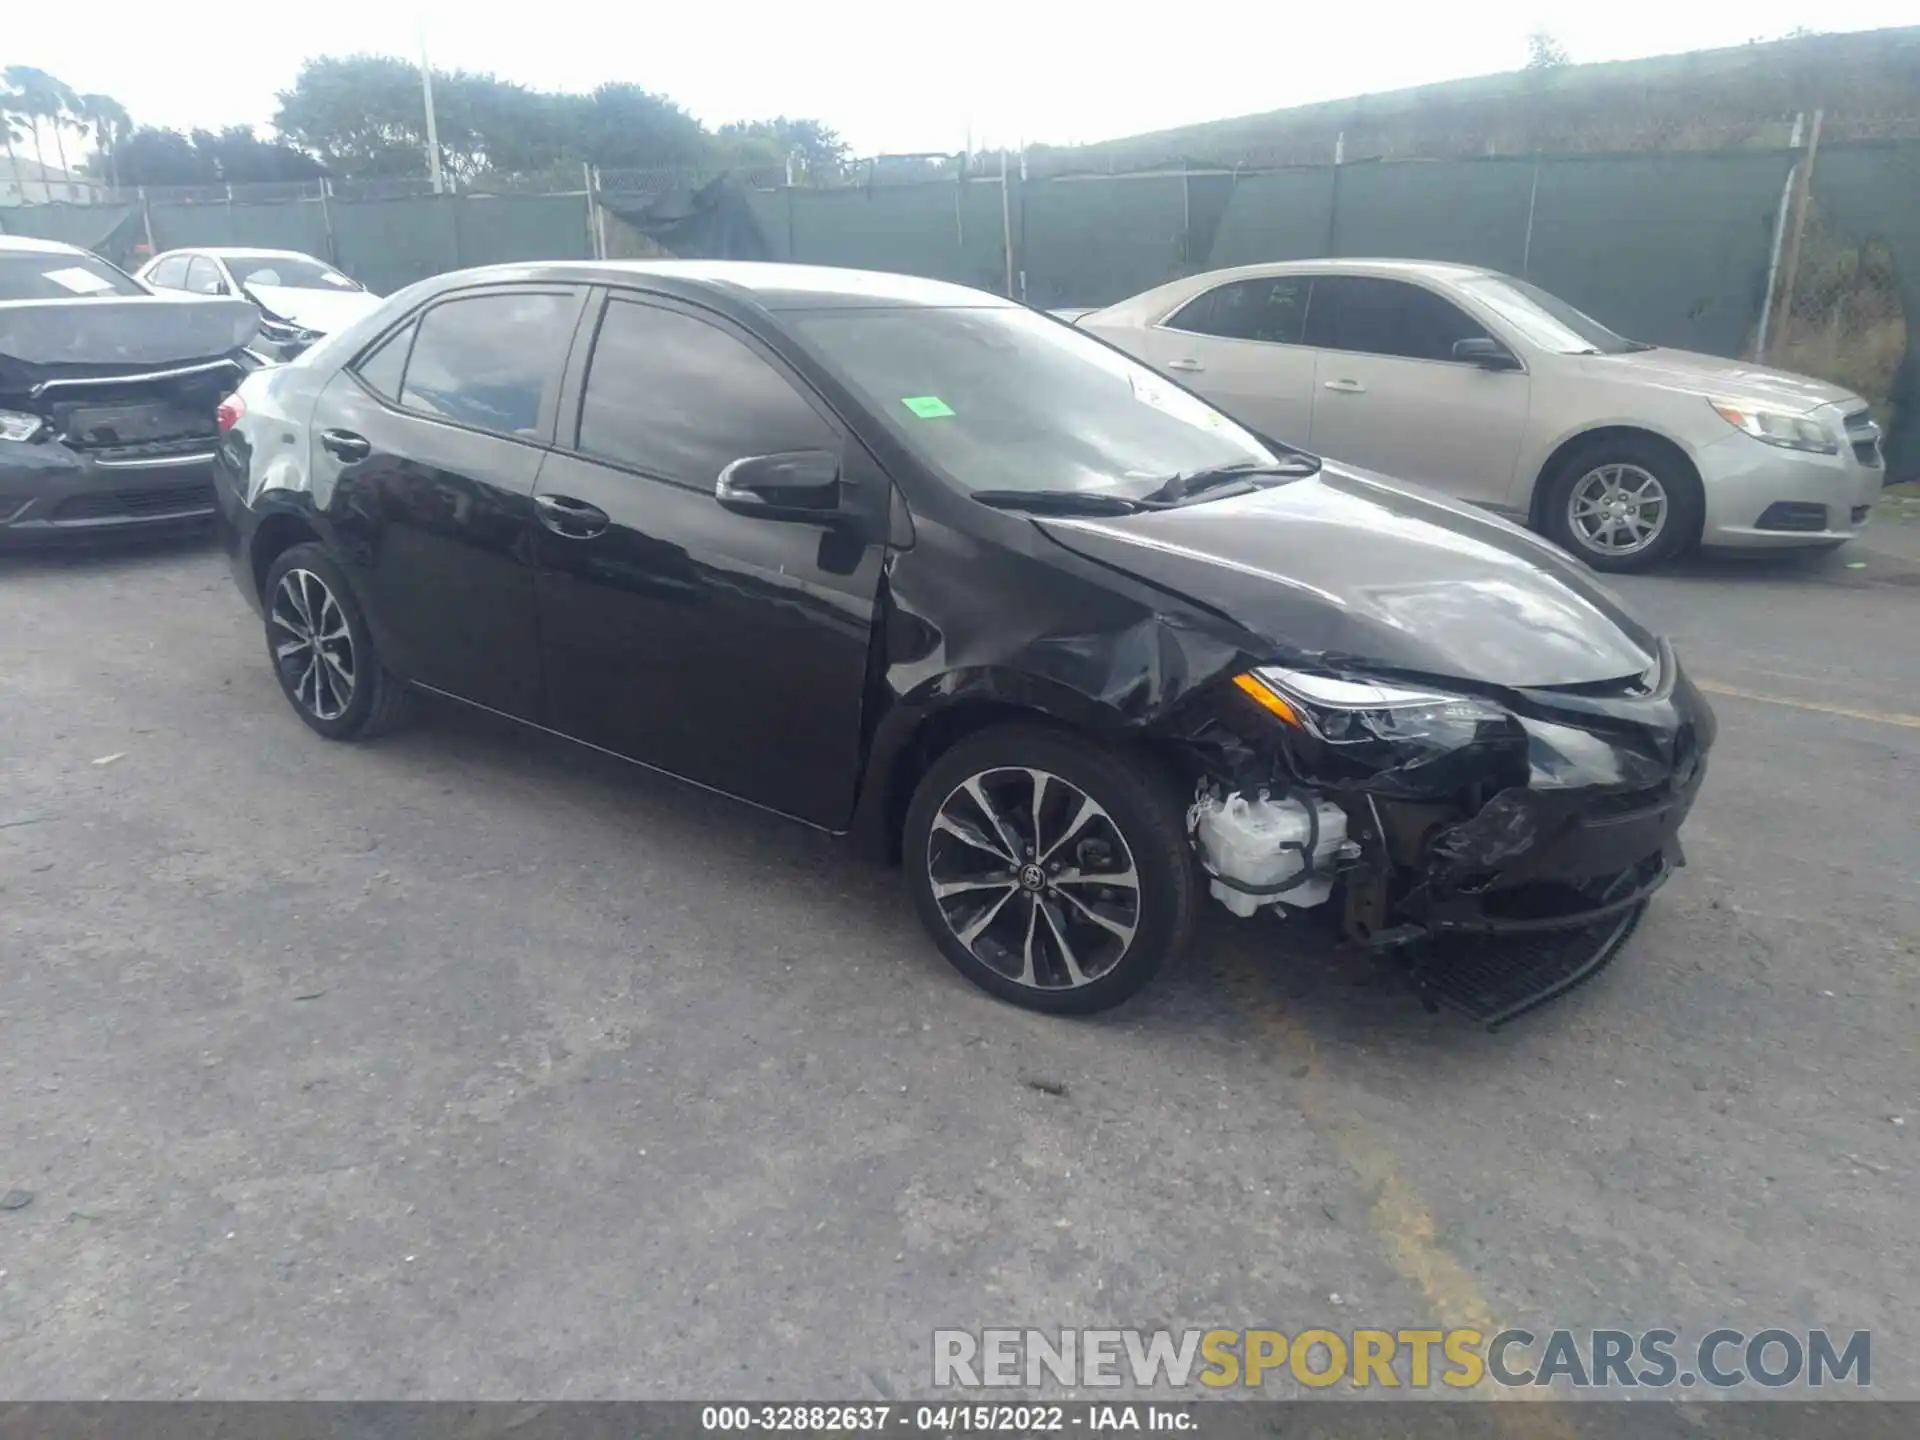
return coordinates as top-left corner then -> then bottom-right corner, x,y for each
242,283 -> 383,336
1585,347 -> 1860,413
1034,466 -> 1660,689
0,293 -> 257,369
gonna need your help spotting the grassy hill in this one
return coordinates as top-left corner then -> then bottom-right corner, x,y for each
1036,27 -> 1920,171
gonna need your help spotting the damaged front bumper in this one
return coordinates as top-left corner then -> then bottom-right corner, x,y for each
1199,643 -> 1715,1018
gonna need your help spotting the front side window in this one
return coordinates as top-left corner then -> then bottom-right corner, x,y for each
398,291 -> 579,439
0,250 -> 147,300
789,303 -> 1277,498
578,299 -> 836,488
1304,276 -> 1490,362
1166,277 -> 1310,345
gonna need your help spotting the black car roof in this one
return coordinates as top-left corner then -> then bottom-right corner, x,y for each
415,260 -> 1015,314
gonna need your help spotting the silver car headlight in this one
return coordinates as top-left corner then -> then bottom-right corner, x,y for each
1709,398 -> 1838,455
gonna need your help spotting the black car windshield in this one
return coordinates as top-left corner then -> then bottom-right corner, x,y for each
0,251 -> 147,300
787,304 -> 1281,496
223,253 -> 361,291
1455,275 -> 1648,355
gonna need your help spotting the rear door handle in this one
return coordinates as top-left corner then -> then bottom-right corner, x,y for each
1165,358 -> 1205,372
534,493 -> 610,539
319,428 -> 371,462
1322,378 -> 1366,394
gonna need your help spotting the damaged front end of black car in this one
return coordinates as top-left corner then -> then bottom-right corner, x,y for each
933,464 -> 1717,1027
1184,643 -> 1712,1024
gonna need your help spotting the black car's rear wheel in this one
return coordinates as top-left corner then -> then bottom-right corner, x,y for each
262,542 -> 413,740
903,725 -> 1198,1014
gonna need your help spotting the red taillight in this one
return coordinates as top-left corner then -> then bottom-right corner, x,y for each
216,394 -> 245,434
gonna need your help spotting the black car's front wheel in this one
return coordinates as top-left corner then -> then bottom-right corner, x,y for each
903,725 -> 1199,1014
262,542 -> 413,740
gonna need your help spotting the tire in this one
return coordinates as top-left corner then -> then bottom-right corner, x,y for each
903,724 -> 1199,1015
261,542 -> 414,741
1539,437 -> 1703,573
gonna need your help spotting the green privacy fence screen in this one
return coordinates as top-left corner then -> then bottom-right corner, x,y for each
7,141 -> 1913,474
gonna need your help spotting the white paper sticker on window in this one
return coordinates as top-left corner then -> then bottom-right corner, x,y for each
43,265 -> 116,294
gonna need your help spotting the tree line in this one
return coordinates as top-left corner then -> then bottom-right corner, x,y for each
2,56 -> 850,195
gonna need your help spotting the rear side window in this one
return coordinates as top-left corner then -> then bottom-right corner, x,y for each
1166,277 -> 1310,345
147,254 -> 191,289
354,320 -> 417,402
1303,276 -> 1490,362
577,298 -> 835,488
398,291 -> 579,439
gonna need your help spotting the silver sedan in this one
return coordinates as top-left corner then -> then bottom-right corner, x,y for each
1071,258 -> 1885,572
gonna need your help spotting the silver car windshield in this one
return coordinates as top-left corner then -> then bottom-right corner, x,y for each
788,305 -> 1279,497
1457,275 -> 1647,356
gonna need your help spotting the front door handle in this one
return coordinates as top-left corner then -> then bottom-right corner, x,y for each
1165,358 -> 1205,372
1322,378 -> 1366,394
534,493 -> 610,539
319,428 -> 371,462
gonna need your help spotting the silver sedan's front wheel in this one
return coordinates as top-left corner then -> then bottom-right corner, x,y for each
1541,439 -> 1702,573
904,725 -> 1198,1014
1566,463 -> 1668,560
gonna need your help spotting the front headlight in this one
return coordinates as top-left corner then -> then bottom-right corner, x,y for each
1709,398 -> 1838,455
0,409 -> 46,443
1233,667 -> 1525,790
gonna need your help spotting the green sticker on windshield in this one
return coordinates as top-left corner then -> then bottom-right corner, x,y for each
901,395 -> 955,419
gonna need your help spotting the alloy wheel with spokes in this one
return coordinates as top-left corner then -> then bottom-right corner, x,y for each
1566,462 -> 1668,559
925,765 -> 1144,992
270,567 -> 357,721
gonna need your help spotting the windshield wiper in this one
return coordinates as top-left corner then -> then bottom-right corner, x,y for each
971,489 -> 1146,516
1139,457 -> 1322,505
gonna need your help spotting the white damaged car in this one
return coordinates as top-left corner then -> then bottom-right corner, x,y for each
137,247 -> 383,361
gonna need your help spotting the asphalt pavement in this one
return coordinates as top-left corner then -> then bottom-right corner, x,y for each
1,521 -> 1914,1400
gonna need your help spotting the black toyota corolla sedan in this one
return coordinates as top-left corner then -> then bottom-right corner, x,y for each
213,261 -> 1712,1019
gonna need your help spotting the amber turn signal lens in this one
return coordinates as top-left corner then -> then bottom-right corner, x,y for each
1233,672 -> 1302,727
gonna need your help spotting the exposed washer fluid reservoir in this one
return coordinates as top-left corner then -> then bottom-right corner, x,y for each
1191,791 -> 1349,918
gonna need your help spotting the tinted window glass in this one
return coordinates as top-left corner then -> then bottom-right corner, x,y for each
1167,277 -> 1309,344
399,291 -> 577,438
578,299 -> 835,487
1304,276 -> 1490,361
148,254 -> 190,288
354,320 -> 416,402
185,256 -> 226,295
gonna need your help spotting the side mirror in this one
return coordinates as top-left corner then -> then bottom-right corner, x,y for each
1453,337 -> 1521,370
714,450 -> 844,523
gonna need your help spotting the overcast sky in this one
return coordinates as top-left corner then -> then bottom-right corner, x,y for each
9,1 -> 1915,157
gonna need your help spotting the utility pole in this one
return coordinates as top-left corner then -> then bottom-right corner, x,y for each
420,28 -> 445,194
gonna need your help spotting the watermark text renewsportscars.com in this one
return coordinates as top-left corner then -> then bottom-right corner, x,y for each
933,1327 -> 1870,1391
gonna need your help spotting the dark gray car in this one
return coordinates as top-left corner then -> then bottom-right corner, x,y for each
0,236 -> 259,547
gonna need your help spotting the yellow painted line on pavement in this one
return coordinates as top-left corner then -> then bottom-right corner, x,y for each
1254,1002 -> 1575,1436
1694,679 -> 1920,731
